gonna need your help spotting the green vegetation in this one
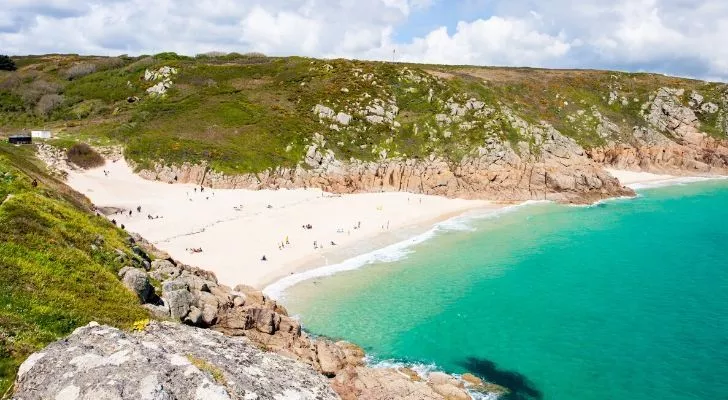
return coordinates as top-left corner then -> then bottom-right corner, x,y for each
66,143 -> 104,169
187,355 -> 226,385
0,143 -> 148,395
0,55 -> 726,175
0,56 -> 15,72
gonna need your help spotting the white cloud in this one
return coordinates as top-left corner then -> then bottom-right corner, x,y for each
336,15 -> 573,67
240,6 -> 321,54
0,0 -> 727,80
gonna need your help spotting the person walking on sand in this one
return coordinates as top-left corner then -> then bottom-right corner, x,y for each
286,236 -> 289,245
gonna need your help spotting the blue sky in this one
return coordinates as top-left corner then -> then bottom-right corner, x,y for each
2,0 -> 727,81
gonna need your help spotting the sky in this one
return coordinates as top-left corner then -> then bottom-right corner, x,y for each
2,0 -> 727,80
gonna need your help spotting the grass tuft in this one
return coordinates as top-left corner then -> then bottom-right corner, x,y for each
66,143 -> 104,169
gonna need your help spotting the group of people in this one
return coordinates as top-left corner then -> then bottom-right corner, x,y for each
278,236 -> 290,250
187,187 -> 214,202
313,240 -> 336,250
187,247 -> 203,253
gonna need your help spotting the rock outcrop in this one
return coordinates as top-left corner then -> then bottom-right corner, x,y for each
589,87 -> 728,174
63,233 -> 503,400
12,321 -> 338,400
137,125 -> 632,204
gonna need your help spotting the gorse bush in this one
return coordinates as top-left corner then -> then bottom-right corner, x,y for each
16,79 -> 61,106
67,143 -> 104,169
0,55 -> 16,71
64,63 -> 97,80
35,94 -> 64,117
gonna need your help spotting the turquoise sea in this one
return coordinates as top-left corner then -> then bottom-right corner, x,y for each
280,180 -> 728,400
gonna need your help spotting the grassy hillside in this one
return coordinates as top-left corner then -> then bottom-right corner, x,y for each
1,53 -> 726,175
0,143 -> 148,396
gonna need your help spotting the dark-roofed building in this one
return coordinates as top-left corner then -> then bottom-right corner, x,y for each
8,135 -> 32,145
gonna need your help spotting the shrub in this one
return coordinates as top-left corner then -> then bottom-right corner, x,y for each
64,63 -> 97,80
196,51 -> 228,58
17,79 -> 61,106
35,94 -> 64,116
124,56 -> 156,73
96,57 -> 124,71
67,143 -> 104,169
0,55 -> 16,71
0,73 -> 20,90
154,52 -> 189,61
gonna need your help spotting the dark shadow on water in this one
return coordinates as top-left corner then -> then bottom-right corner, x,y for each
458,357 -> 543,400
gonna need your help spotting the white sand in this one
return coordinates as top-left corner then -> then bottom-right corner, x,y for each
66,159 -> 496,288
606,168 -> 678,187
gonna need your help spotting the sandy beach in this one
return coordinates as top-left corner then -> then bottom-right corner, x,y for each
62,159 -> 710,290
65,159 -> 496,288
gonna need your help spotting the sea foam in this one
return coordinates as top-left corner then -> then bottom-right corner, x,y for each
263,200 -> 549,300
627,175 -> 727,190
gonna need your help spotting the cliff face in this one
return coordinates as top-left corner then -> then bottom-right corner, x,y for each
138,130 -> 630,204
135,82 -> 727,203
137,111 -> 635,204
588,88 -> 728,173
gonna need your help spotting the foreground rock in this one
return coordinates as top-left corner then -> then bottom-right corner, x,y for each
12,321 -> 338,400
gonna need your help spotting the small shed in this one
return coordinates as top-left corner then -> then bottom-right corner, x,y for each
8,135 -> 32,145
31,130 -> 52,139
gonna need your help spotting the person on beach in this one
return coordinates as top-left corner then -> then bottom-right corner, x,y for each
261,255 -> 267,261
120,224 -> 125,230
129,210 -> 132,217
137,206 -> 141,213
111,219 -> 116,225
286,236 -> 289,245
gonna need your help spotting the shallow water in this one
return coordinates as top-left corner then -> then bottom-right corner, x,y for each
283,180 -> 728,400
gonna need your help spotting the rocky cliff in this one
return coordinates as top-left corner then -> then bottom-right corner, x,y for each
132,75 -> 728,204
138,123 -> 633,204
9,231 -> 504,400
